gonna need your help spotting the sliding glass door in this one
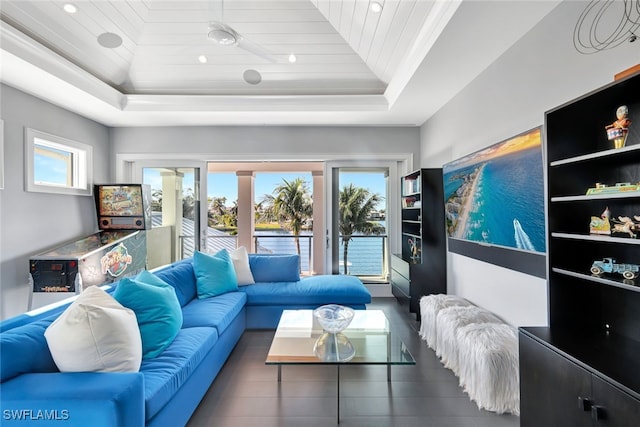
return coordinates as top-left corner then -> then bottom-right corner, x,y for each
132,161 -> 207,266
327,165 -> 393,281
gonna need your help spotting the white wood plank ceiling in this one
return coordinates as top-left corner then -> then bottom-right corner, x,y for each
0,0 -> 434,96
0,1 -> 562,126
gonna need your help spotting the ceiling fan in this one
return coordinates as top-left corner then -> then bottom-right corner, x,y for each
206,0 -> 278,63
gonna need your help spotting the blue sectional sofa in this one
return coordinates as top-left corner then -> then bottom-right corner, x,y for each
0,253 -> 371,427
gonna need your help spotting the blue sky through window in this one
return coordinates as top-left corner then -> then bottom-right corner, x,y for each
34,145 -> 70,185
143,169 -> 387,209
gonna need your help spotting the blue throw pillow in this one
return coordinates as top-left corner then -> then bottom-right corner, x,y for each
113,270 -> 183,359
193,250 -> 239,299
248,254 -> 300,282
154,259 -> 197,307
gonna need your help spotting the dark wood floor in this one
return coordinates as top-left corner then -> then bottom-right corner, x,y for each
187,298 -> 520,427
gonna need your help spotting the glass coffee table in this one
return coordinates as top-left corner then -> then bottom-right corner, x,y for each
265,309 -> 415,423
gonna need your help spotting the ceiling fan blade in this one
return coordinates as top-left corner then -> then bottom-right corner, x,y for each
208,21 -> 279,63
236,36 -> 279,63
205,1 -> 279,63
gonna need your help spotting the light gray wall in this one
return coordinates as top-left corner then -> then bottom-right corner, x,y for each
110,126 -> 420,164
420,1 -> 639,327
0,84 -> 110,320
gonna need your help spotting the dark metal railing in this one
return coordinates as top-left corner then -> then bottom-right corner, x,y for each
253,234 -> 314,273
180,232 -> 388,279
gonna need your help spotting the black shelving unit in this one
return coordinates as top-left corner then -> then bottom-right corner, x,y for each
391,169 -> 447,319
520,73 -> 640,425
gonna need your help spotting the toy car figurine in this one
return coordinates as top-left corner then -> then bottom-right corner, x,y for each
590,257 -> 639,280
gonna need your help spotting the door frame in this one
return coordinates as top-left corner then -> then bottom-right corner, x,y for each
324,159 -> 408,277
123,159 -> 208,254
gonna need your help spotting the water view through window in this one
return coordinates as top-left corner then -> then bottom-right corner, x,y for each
205,169 -> 386,277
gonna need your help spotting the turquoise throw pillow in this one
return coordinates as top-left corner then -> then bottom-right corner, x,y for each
113,270 -> 183,359
193,250 -> 239,299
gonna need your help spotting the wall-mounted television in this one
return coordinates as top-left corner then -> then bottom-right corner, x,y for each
95,184 -> 152,230
442,127 -> 546,278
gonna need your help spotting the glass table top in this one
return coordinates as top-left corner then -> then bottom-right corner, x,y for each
266,309 -> 416,365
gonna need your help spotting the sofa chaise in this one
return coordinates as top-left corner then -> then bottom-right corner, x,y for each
0,252 -> 371,427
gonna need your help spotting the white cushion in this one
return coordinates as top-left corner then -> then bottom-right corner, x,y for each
44,286 -> 142,372
418,294 -> 471,350
456,322 -> 520,415
230,246 -> 255,286
435,305 -> 502,374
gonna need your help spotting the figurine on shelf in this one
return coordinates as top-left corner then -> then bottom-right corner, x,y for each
611,216 -> 638,239
590,206 -> 611,235
408,237 -> 420,260
605,105 -> 632,149
590,257 -> 639,280
586,182 -> 640,195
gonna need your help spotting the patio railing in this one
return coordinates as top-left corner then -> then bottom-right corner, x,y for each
180,233 -> 388,279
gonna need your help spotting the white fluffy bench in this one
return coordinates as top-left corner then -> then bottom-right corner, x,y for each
418,294 -> 519,415
418,294 -> 471,351
435,305 -> 502,375
456,322 -> 519,415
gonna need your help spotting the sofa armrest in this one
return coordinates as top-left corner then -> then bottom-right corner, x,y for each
1,372 -> 144,427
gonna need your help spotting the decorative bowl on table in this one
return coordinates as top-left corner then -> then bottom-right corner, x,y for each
313,304 -> 355,333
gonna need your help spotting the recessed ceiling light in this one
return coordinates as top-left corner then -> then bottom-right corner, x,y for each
63,3 -> 77,14
198,55 -> 207,63
288,54 -> 297,63
97,32 -> 123,49
370,1 -> 383,13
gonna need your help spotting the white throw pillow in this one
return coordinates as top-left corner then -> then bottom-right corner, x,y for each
230,246 -> 255,286
44,286 -> 142,372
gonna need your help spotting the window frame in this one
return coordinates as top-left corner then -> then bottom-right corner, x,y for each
25,128 -> 93,196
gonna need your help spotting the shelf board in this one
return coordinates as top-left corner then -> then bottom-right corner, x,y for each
552,267 -> 640,293
402,191 -> 420,197
551,232 -> 640,245
550,143 -> 640,167
402,220 -> 421,224
402,232 -> 421,239
551,192 -> 640,202
401,206 -> 421,210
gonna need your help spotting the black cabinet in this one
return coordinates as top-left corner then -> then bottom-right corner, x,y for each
520,330 -> 640,427
520,331 -> 591,426
391,169 -> 446,318
519,72 -> 640,426
592,375 -> 640,426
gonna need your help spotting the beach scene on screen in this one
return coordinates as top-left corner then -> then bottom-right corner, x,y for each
443,128 -> 545,254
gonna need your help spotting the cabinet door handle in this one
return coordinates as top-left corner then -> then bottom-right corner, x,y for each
591,405 -> 606,421
578,396 -> 593,411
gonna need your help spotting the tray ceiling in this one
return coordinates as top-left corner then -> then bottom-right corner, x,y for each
0,1 -> 561,126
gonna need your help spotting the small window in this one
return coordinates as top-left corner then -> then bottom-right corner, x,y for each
25,128 -> 92,196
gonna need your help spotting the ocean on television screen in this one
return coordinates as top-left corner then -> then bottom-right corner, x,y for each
513,219 -> 536,252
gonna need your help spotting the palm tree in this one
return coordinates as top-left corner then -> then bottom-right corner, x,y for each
339,184 -> 385,275
264,178 -> 313,258
255,199 -> 276,224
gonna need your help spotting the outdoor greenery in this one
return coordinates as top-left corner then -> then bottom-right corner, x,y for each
261,178 -> 313,258
151,177 -> 384,276
151,187 -> 197,220
338,184 -> 385,275
208,196 -> 238,232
